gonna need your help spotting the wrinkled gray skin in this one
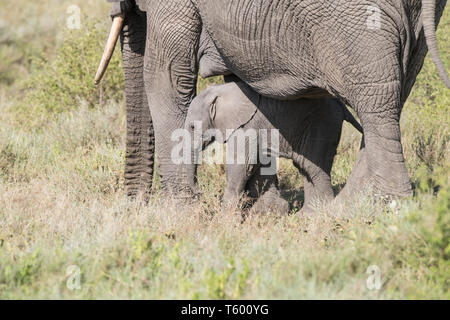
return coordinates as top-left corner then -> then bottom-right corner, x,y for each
113,0 -> 283,200
110,0 -> 448,201
185,81 -> 363,213
110,1 -> 153,199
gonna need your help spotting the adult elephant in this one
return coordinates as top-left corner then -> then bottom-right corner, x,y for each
97,0 -> 449,200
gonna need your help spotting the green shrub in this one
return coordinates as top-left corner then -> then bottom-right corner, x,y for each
17,18 -> 124,121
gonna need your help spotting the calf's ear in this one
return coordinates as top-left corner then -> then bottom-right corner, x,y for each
213,83 -> 259,142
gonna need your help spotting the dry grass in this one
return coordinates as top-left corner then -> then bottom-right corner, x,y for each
0,1 -> 448,299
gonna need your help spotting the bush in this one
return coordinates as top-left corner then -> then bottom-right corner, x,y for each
16,18 -> 124,123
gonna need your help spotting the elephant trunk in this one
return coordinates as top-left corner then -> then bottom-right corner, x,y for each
422,0 -> 450,89
94,14 -> 124,85
95,3 -> 155,199
121,9 -> 155,200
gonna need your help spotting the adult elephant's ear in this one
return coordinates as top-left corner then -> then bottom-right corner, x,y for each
212,82 -> 259,143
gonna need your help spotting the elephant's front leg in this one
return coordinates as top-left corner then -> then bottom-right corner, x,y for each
301,169 -> 334,214
143,1 -> 201,195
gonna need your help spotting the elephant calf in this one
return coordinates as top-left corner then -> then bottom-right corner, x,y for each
185,81 -> 363,214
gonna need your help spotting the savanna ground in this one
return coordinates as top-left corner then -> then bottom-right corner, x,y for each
0,1 -> 448,299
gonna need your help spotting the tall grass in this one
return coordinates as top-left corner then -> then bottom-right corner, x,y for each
0,1 -> 448,299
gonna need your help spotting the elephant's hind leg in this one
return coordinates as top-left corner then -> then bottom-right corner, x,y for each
339,81 -> 413,200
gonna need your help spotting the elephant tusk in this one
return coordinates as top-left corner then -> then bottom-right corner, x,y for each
94,14 -> 125,85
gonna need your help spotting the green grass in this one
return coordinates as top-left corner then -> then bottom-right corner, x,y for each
0,0 -> 448,299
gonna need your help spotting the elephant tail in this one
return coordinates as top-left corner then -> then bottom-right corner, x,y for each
422,0 -> 450,89
340,103 -> 363,134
